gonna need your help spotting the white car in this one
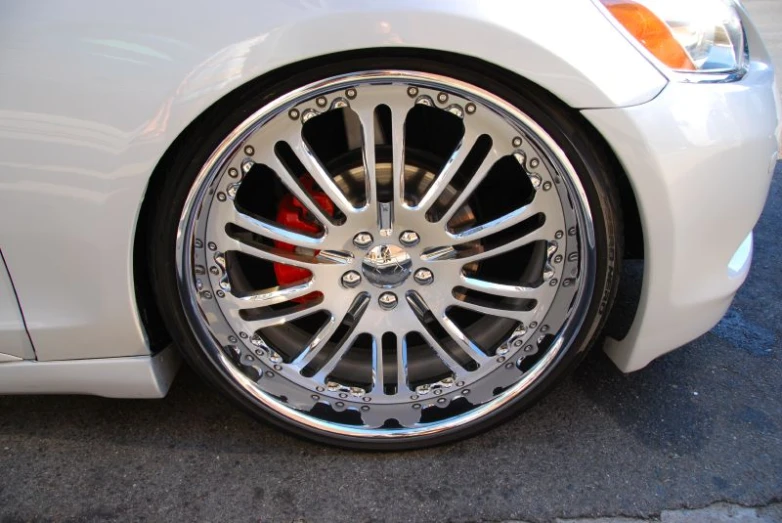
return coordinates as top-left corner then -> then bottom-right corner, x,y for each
0,0 -> 777,449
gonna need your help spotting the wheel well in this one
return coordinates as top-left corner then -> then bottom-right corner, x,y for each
132,47 -> 646,350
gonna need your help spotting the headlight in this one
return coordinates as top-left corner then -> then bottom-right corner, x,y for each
598,0 -> 748,81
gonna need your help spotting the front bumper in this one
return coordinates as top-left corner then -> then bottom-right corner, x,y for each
582,38 -> 779,372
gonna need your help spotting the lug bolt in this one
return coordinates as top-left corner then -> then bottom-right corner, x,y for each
353,232 -> 373,249
341,271 -> 362,288
378,292 -> 398,310
399,230 -> 420,246
414,268 -> 434,286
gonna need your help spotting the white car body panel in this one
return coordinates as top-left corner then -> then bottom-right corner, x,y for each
0,252 -> 34,361
0,1 -> 776,395
0,0 -> 666,364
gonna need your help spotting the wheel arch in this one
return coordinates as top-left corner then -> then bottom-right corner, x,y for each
133,47 -> 646,357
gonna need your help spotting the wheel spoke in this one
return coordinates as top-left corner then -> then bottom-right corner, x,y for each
243,302 -> 324,330
291,313 -> 340,370
265,155 -> 334,228
312,293 -> 370,381
459,276 -> 540,300
223,237 -> 326,270
439,314 -> 491,364
437,224 -> 551,266
449,298 -> 534,323
227,206 -> 324,250
354,106 -> 378,212
225,281 -> 315,309
390,104 -> 406,215
371,336 -> 384,393
396,334 -> 410,394
448,201 -> 541,243
415,129 -> 480,211
416,328 -> 466,377
438,148 -> 500,225
288,137 -> 356,218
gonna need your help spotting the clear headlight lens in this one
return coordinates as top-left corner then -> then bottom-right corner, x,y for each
600,0 -> 747,77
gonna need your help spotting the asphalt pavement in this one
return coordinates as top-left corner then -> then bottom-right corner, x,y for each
1,2 -> 782,522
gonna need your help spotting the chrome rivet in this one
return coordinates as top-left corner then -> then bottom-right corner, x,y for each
543,182 -> 552,191
411,394 -> 419,400
254,349 -> 264,357
437,398 -> 446,404
563,279 -> 573,287
512,137 -> 523,147
216,290 -> 225,298
311,395 -> 320,401
378,292 -> 398,310
549,278 -> 558,286
361,405 -> 370,411
360,396 -> 370,403
414,268 -> 434,286
568,253 -> 579,262
505,362 -> 514,369
216,192 -> 226,202
528,174 -> 542,189
316,386 -> 325,392
512,338 -> 524,348
353,232 -> 373,249
524,345 -> 534,353
288,109 -> 300,120
339,393 -> 348,399
341,271 -> 362,288
541,325 -> 550,333
498,356 -> 507,363
201,291 -> 212,299
194,239 -> 203,248
399,230 -> 420,246
434,389 -> 442,395
239,332 -> 248,339
569,227 -> 577,236
209,266 -> 219,275
274,364 -> 282,371
228,336 -> 238,343
336,402 -> 345,408
456,381 -> 465,387
194,265 -> 205,275
244,355 -> 254,363
466,103 -> 476,114
228,168 -> 239,178
529,322 -> 538,329
407,86 -> 418,97
241,159 -> 254,173
530,159 -> 540,168
208,242 -> 217,251
244,145 -> 254,156
462,389 -> 470,395
554,255 -> 563,263
226,184 -> 239,199
345,88 -> 357,99
437,92 -> 448,103
412,404 -> 421,410
555,231 -> 564,240
316,97 -> 327,107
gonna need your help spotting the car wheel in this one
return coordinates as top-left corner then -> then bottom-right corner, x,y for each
149,53 -> 622,449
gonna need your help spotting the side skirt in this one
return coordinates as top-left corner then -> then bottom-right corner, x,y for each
0,346 -> 181,398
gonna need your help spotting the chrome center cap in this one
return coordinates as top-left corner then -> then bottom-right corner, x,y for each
361,244 -> 412,288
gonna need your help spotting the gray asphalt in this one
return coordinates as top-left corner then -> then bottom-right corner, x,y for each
2,3 -> 782,523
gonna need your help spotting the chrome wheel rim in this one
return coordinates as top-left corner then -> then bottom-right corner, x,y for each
177,71 -> 596,439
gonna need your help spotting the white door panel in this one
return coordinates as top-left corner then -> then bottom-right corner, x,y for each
0,252 -> 35,360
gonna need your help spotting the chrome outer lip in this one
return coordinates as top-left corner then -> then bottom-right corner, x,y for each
175,71 -> 596,440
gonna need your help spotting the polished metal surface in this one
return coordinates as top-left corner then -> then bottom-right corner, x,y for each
177,71 -> 596,439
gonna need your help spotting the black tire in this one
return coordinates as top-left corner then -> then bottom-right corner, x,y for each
146,50 -> 623,450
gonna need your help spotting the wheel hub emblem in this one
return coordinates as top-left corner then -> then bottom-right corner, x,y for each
361,244 -> 412,288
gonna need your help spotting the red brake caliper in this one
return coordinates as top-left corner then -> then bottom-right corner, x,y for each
273,176 -> 334,303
